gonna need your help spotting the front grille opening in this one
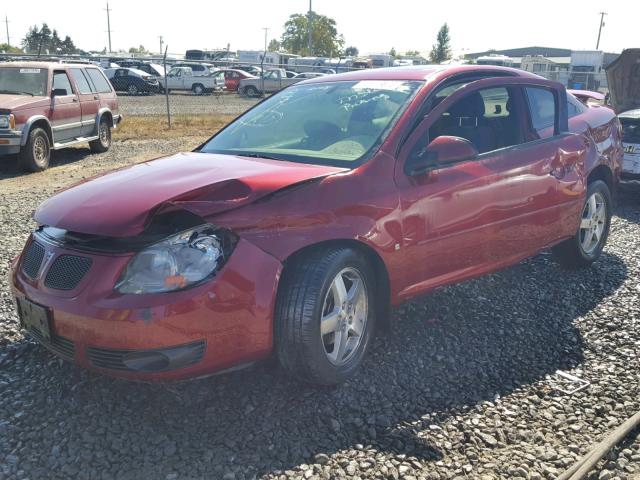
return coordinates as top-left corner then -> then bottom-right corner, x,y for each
22,241 -> 45,279
27,327 -> 75,359
44,255 -> 92,290
87,341 -> 206,372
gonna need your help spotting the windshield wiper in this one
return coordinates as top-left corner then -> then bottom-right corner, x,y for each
237,152 -> 284,161
0,89 -> 34,96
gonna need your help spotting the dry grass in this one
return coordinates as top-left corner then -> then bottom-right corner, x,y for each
113,115 -> 236,141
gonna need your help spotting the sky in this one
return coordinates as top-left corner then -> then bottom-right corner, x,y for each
2,0 -> 637,57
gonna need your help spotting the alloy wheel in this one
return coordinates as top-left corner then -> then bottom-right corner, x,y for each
579,191 -> 607,255
33,136 -> 48,165
320,267 -> 368,366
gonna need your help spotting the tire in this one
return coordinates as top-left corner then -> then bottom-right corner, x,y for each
552,180 -> 612,269
19,127 -> 50,172
89,117 -> 112,153
127,84 -> 139,95
192,83 -> 205,95
245,85 -> 260,97
275,247 -> 376,385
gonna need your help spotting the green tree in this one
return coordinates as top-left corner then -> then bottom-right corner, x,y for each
268,38 -> 281,52
389,47 -> 397,58
0,43 -> 22,53
404,50 -> 421,57
281,12 -> 344,57
429,23 -> 452,63
345,46 -> 358,57
128,45 -> 148,54
60,36 -> 76,54
22,23 -> 79,54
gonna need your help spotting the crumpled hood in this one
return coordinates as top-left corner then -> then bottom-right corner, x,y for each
0,94 -> 49,111
35,152 -> 346,237
606,48 -> 640,114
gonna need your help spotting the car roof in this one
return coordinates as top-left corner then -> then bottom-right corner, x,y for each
301,65 -> 536,84
0,61 -> 99,69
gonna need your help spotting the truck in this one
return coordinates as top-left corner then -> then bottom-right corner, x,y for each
237,68 -> 302,97
158,66 -> 224,95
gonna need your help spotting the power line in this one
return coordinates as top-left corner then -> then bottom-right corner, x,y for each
596,11 -> 607,50
105,2 -> 113,53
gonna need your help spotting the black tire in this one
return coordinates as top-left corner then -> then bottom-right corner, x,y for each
19,127 -> 50,172
89,117 -> 112,153
245,86 -> 260,97
275,247 -> 376,385
127,84 -> 139,95
192,83 -> 205,95
552,180 -> 612,269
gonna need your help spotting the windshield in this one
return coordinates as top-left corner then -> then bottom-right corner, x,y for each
0,67 -> 48,96
201,80 -> 423,166
621,118 -> 640,144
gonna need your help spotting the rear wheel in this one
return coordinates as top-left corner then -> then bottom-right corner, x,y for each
245,85 -> 260,97
89,117 -> 112,153
275,248 -> 376,385
192,83 -> 205,95
552,180 -> 612,269
127,84 -> 139,95
20,127 -> 50,172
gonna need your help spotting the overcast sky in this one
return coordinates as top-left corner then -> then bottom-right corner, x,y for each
3,1 -> 636,56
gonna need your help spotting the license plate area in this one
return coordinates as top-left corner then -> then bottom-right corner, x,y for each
16,297 -> 52,341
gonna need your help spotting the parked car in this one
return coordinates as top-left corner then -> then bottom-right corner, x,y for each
238,68 -> 302,96
0,62 -> 121,171
104,67 -> 159,95
294,72 -> 327,79
605,48 -> 640,180
10,65 -> 622,384
209,68 -> 256,92
117,61 -> 165,78
158,66 -> 224,94
231,64 -> 262,76
171,62 -> 216,76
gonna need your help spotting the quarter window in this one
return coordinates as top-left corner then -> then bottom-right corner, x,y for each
524,87 -> 556,138
70,68 -> 93,94
52,71 -> 73,95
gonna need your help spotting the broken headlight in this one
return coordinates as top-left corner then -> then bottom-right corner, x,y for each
115,224 -> 233,294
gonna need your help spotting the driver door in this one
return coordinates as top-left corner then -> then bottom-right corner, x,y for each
393,77 -> 582,298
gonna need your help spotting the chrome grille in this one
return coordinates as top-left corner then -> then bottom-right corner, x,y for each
44,255 -> 92,290
22,241 -> 45,279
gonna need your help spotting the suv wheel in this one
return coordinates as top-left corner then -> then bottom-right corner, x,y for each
275,248 -> 376,385
552,180 -> 612,269
89,117 -> 112,153
192,83 -> 205,95
128,84 -> 139,95
20,127 -> 51,172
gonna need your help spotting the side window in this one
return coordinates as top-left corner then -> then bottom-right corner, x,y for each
524,87 -> 556,138
567,94 -> 587,118
52,71 -> 74,95
427,87 -> 524,155
86,69 -> 113,93
70,68 -> 93,94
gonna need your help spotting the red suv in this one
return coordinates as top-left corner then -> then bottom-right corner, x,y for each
10,66 -> 622,384
0,62 -> 121,171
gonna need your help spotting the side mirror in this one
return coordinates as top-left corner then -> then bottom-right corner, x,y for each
406,136 -> 478,176
51,88 -> 68,97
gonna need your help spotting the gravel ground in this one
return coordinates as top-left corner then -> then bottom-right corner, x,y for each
117,92 -> 260,116
1,140 -> 639,480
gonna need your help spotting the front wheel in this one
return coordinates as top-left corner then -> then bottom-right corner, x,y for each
245,85 -> 260,97
275,248 -> 376,385
552,180 -> 612,269
19,127 -> 50,172
127,84 -> 139,95
192,83 -> 205,95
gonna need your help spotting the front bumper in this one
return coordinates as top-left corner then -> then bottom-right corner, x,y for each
0,130 -> 22,155
10,236 -> 282,381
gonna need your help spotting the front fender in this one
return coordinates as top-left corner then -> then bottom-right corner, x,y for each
20,115 -> 52,146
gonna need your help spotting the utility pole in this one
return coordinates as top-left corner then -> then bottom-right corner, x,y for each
4,15 -> 9,46
307,0 -> 313,56
158,35 -> 163,55
596,11 -> 607,50
262,27 -> 269,53
105,2 -> 113,53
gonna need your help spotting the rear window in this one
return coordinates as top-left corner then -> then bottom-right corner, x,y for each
86,68 -> 113,93
70,68 -> 93,94
621,118 -> 640,143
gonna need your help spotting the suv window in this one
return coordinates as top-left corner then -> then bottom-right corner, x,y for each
70,68 -> 93,94
52,71 -> 74,95
86,68 -> 113,93
427,87 -> 524,154
525,87 -> 556,138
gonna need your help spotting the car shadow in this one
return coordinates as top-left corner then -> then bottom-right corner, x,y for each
0,251 -> 628,479
0,147 -> 99,180
614,183 -> 640,224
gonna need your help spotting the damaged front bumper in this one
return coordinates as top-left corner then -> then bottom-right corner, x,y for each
10,235 -> 282,381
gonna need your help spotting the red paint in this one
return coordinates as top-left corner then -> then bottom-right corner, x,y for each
220,69 -> 256,92
11,66 -> 623,380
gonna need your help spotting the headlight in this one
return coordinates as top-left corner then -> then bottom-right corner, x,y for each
0,114 -> 14,129
115,224 -> 233,294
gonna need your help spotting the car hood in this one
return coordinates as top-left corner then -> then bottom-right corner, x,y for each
34,152 -> 347,237
606,48 -> 640,114
0,94 -> 49,110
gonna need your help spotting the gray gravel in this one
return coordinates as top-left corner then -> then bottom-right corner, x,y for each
117,92 -> 260,117
1,142 -> 639,480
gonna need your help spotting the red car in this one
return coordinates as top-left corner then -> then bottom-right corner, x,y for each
10,66 -> 622,384
0,62 -> 121,171
214,68 -> 256,92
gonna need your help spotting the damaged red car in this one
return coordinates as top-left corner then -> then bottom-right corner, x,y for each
10,65 -> 622,384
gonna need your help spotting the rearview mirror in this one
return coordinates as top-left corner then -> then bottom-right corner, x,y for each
51,88 -> 68,97
406,136 -> 478,176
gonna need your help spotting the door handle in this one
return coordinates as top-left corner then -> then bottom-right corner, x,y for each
72,97 -> 78,102
94,95 -> 99,100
